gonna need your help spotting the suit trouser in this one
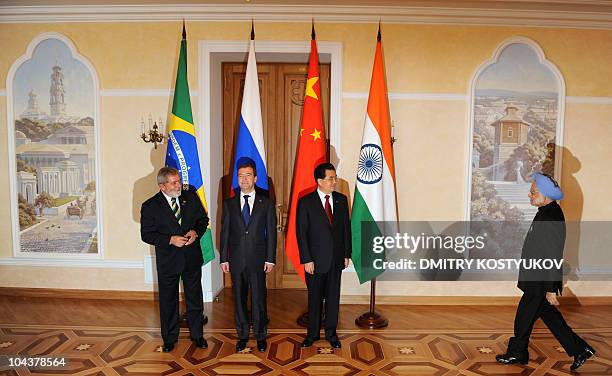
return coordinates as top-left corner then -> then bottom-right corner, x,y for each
231,268 -> 268,341
157,267 -> 204,344
507,293 -> 588,357
305,267 -> 342,340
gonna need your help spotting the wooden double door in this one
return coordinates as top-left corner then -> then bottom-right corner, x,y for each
222,62 -> 330,289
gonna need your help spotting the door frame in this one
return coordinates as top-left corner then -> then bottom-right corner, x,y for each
198,40 -> 343,300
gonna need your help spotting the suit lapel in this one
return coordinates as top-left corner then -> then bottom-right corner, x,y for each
332,192 -> 341,227
232,195 -> 246,229
313,191 -> 332,228
249,195 -> 264,227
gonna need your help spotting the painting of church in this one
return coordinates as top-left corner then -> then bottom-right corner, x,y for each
469,41 -> 561,221
10,36 -> 100,255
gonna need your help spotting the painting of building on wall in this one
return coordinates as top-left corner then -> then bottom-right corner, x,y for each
470,42 -> 561,222
12,36 -> 99,254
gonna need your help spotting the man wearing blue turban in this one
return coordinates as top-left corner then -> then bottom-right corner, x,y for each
496,172 -> 595,371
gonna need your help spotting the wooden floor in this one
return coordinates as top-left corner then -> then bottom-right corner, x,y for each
0,289 -> 611,375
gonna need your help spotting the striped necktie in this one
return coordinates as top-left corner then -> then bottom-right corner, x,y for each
171,197 -> 181,226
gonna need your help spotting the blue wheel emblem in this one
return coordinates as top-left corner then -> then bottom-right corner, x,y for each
357,143 -> 383,184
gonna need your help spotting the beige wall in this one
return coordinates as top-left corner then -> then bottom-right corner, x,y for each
1,20 -> 611,295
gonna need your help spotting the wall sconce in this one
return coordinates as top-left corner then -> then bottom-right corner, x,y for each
140,114 -> 165,149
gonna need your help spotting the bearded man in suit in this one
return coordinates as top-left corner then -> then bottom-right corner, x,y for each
496,172 -> 595,370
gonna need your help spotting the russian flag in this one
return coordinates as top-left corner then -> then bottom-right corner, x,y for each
231,39 -> 268,194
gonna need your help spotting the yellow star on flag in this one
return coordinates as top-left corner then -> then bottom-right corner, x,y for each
310,128 -> 322,141
305,76 -> 319,100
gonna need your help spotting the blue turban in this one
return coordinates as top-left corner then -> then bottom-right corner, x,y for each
533,172 -> 563,200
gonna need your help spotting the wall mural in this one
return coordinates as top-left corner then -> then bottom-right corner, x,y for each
10,34 -> 100,255
469,39 -> 564,221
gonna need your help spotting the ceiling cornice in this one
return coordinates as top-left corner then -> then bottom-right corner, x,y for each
2,3 -> 612,29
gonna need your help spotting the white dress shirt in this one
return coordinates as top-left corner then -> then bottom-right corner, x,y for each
317,188 -> 333,213
240,190 -> 255,214
162,191 -> 180,210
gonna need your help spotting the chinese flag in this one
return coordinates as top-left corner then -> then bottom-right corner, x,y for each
285,32 -> 327,283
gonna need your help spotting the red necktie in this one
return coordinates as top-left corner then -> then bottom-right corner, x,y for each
324,195 -> 333,225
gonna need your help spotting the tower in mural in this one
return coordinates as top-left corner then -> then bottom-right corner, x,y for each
490,106 -> 530,180
21,90 -> 42,121
49,64 -> 67,119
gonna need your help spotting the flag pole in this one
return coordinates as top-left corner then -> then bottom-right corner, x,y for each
296,19 -> 319,328
355,21 -> 389,330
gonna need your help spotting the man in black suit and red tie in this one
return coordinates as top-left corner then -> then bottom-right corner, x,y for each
220,157 -> 277,353
140,167 -> 209,352
297,162 -> 351,349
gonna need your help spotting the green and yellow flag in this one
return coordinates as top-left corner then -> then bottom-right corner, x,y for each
165,23 -> 215,264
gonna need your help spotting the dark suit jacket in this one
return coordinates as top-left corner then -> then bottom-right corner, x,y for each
296,190 -> 351,273
219,193 -> 277,273
140,189 -> 209,275
518,201 -> 565,295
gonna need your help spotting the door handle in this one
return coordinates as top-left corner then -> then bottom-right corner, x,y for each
276,204 -> 283,232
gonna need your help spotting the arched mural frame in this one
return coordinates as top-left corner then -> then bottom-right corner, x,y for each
6,32 -> 104,259
464,36 -> 566,221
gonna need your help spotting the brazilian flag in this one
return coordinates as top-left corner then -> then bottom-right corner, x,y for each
165,23 -> 215,265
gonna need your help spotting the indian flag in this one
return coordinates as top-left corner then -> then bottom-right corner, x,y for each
352,29 -> 398,284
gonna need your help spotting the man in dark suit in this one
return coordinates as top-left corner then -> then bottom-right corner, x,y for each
496,172 -> 594,370
220,157 -> 277,353
297,162 -> 351,349
140,167 -> 209,352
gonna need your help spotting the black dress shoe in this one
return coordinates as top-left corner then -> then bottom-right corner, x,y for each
162,342 -> 175,352
257,340 -> 267,352
328,337 -> 341,348
496,353 -> 528,365
570,345 -> 595,371
236,339 -> 248,352
301,337 -> 316,348
190,337 -> 208,349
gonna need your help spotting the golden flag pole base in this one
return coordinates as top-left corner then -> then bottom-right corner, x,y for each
355,278 -> 388,329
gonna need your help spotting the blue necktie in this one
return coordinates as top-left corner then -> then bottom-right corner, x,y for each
242,195 -> 250,225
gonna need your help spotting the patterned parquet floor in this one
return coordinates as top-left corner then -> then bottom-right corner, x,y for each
1,324 -> 611,375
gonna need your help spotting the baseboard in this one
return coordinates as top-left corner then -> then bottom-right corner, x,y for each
0,287 -> 158,301
340,295 -> 612,305
1,287 -> 610,305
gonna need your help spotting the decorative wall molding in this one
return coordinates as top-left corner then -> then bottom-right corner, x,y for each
0,257 -> 142,268
566,95 -> 612,104
100,89 -> 198,97
144,254 -> 224,302
3,3 -> 612,29
343,91 -> 468,101
10,88 -> 612,103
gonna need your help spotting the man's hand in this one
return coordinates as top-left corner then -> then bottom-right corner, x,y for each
344,258 -> 350,269
546,292 -> 560,306
304,262 -> 315,275
170,235 -> 189,247
220,262 -> 230,273
184,230 -> 198,246
264,262 -> 275,273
